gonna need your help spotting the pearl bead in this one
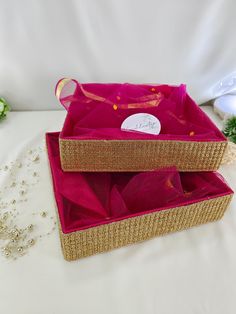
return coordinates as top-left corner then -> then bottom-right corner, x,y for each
2,248 -> 11,256
28,224 -> 34,231
33,155 -> 40,161
2,212 -> 8,220
28,239 -> 35,246
40,211 -> 47,217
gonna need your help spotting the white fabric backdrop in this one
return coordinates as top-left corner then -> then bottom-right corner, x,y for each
0,0 -> 236,110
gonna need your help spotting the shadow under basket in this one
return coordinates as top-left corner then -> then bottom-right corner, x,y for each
46,132 -> 233,261
57,81 -> 227,172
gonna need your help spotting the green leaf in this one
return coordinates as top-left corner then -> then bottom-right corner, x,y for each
230,134 -> 236,144
223,116 -> 236,142
0,97 -> 11,122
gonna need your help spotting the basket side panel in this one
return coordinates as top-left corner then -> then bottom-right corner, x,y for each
59,194 -> 232,261
59,139 -> 227,172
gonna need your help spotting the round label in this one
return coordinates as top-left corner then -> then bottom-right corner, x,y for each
121,113 -> 161,135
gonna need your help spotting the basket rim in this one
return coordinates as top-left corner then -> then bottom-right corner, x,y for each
58,192 -> 233,235
59,136 -> 227,144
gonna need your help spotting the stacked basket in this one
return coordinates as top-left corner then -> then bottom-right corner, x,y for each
46,79 -> 233,261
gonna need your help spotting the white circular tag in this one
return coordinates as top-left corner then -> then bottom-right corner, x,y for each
121,113 -> 161,135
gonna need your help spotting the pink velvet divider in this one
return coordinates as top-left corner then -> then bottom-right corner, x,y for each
58,81 -> 226,142
46,132 -> 233,234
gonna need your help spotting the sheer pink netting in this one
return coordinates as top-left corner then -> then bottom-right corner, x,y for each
46,133 -> 232,233
56,79 -> 225,141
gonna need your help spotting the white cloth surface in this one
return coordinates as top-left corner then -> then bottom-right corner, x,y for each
0,0 -> 236,110
0,107 -> 235,314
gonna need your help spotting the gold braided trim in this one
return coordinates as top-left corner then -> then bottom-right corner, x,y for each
59,139 -> 227,172
58,194 -> 233,261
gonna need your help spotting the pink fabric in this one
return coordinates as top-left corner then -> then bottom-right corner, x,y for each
58,80 -> 225,142
46,132 -> 233,233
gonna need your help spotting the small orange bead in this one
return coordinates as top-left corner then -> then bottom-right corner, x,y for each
166,178 -> 173,189
113,104 -> 118,110
151,88 -> 156,92
184,191 -> 192,197
189,131 -> 195,136
116,96 -> 121,101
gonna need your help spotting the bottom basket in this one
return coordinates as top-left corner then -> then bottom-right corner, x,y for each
46,132 -> 233,261
60,195 -> 232,261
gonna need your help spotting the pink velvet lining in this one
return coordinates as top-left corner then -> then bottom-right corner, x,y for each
59,82 -> 226,142
46,132 -> 232,234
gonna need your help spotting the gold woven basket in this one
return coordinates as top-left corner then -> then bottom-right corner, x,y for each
57,79 -> 228,172
59,138 -> 227,172
58,194 -> 233,261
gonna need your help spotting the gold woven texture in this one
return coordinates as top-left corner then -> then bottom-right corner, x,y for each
58,194 -> 233,261
59,139 -> 227,172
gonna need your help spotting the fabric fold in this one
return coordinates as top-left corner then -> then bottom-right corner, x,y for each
57,81 -> 223,141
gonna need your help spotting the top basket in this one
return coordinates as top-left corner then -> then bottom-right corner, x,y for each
56,79 -> 227,172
